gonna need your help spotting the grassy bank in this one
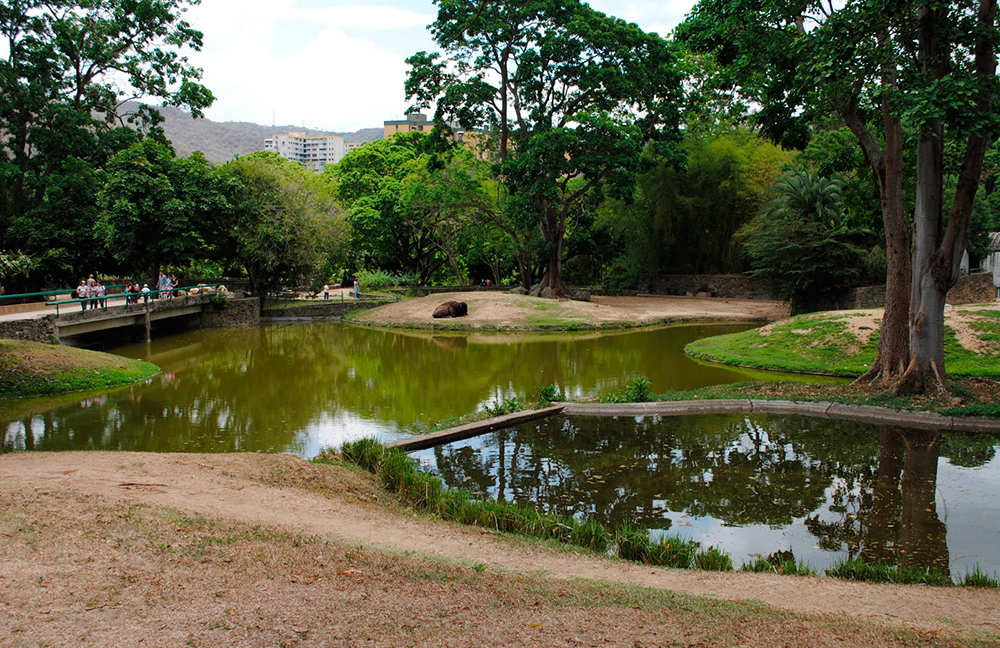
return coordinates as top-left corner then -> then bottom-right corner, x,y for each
0,339 -> 159,398
685,306 -> 1000,379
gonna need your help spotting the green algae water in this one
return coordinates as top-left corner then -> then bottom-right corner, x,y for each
413,414 -> 1000,580
1,321 -> 769,455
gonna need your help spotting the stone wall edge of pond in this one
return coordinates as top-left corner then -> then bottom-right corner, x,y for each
391,399 -> 1000,451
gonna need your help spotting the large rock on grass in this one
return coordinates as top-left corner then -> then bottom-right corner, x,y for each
432,301 -> 468,318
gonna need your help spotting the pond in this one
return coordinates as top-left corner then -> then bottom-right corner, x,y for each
3,320 -> 996,579
2,321 -> 777,455
412,414 -> 1000,578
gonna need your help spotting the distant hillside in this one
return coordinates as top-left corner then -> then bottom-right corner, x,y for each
125,103 -> 383,164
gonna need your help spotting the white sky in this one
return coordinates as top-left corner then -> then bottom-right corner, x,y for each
182,0 -> 698,132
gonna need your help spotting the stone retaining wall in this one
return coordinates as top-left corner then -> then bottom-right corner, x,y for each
388,400 -> 1000,451
262,299 -> 390,320
637,274 -> 774,300
852,272 -> 997,309
201,297 -> 260,328
0,315 -> 57,344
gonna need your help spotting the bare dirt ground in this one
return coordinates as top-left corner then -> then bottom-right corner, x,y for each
350,292 -> 790,329
2,452 -> 998,647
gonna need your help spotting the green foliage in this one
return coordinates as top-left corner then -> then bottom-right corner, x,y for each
961,565 -> 1000,588
738,169 -> 870,313
97,141 -> 228,280
483,396 -> 522,417
596,130 -> 793,280
614,525 -> 702,568
534,384 -> 563,408
407,0 -> 685,290
741,551 -> 816,577
339,438 -> 389,474
331,133 -> 497,285
826,559 -> 953,587
0,0 -> 213,285
694,546 -> 734,571
0,250 -> 34,281
354,269 -> 419,290
603,377 -> 654,403
218,152 -> 347,296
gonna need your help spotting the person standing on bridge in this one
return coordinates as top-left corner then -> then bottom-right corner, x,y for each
323,283 -> 330,300
141,283 -> 151,303
157,271 -> 168,299
76,280 -> 87,312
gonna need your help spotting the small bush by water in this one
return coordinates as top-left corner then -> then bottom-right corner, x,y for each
742,551 -> 816,577
603,376 -> 654,403
825,559 -> 953,587
961,565 -> 1000,588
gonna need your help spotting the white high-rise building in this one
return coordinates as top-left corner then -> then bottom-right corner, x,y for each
263,132 -> 346,172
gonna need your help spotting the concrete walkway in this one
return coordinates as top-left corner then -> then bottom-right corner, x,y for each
387,399 -> 1000,451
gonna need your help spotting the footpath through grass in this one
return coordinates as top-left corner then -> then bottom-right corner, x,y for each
0,339 -> 159,398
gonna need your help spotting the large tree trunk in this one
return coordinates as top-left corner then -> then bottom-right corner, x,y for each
899,109 -> 948,394
860,106 -> 910,384
847,39 -> 911,385
536,204 -> 570,296
897,0 -> 997,394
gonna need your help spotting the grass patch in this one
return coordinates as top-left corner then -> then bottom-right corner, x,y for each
826,559 -> 955,587
685,312 -> 876,377
686,307 -> 1000,381
0,339 -> 159,398
742,551 -> 817,577
962,564 -> 1000,588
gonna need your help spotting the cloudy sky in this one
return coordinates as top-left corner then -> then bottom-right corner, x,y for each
181,0 -> 698,132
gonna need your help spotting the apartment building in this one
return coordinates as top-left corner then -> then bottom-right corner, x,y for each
263,132 -> 346,172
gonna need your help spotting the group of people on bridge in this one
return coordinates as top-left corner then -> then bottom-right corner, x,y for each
75,275 -> 106,311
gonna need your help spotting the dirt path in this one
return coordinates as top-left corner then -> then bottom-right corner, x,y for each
3,452 -> 997,641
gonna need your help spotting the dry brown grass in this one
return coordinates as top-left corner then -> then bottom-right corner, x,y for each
0,482 -> 975,648
2,454 -> 997,647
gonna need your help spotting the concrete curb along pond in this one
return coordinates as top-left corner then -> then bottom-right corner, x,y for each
386,400 -> 1000,451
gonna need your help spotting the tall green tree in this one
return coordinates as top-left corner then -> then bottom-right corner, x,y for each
97,139 -> 228,282
219,152 -> 346,297
679,0 -> 1000,394
331,132 -> 495,285
406,0 -> 684,295
0,0 -> 213,282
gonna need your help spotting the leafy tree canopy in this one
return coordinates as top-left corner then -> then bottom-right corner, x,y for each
220,152 -> 346,296
407,0 -> 685,293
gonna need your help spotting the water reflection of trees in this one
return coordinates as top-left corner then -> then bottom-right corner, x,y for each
432,414 -> 862,529
430,416 -> 997,574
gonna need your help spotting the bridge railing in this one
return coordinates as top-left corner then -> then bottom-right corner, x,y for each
46,283 -> 232,317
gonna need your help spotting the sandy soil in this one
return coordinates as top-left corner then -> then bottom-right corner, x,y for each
350,292 -> 790,329
2,452 -> 997,647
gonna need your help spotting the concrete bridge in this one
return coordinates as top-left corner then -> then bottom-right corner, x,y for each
0,293 -> 258,344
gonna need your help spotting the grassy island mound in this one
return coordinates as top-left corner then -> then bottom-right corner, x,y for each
347,291 -> 789,331
0,339 -> 159,398
685,304 -> 1000,379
